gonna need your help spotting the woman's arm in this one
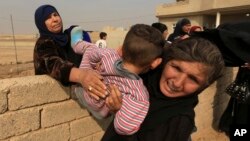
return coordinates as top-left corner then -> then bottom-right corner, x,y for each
34,39 -> 107,96
34,39 -> 75,85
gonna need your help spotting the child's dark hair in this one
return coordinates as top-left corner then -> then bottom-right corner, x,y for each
122,24 -> 165,67
99,32 -> 107,39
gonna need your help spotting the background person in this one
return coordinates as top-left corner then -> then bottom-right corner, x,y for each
96,32 -> 107,48
167,18 -> 191,42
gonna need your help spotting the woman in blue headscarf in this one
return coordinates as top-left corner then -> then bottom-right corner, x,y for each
33,4 -> 107,98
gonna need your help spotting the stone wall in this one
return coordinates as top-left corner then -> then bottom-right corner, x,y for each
0,68 -> 237,141
0,75 -> 111,141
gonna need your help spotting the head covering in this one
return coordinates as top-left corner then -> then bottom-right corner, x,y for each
34,4 -> 68,46
192,21 -> 250,66
189,26 -> 202,34
167,18 -> 191,42
151,22 -> 168,33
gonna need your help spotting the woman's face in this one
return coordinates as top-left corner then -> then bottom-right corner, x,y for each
45,12 -> 62,33
160,60 -> 208,98
182,24 -> 191,33
163,30 -> 169,40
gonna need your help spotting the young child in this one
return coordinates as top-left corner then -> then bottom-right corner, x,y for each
71,24 -> 164,135
95,32 -> 107,48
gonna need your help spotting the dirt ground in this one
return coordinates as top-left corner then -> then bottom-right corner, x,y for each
0,62 -> 34,79
0,35 -> 35,79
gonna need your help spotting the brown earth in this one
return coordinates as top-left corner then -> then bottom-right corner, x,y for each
0,62 -> 34,79
0,35 -> 36,79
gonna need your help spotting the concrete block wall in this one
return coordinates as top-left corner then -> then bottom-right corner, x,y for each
0,75 -> 111,141
0,68 -> 237,141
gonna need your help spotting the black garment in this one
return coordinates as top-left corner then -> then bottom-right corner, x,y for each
101,68 -> 198,141
193,21 -> 250,136
192,21 -> 250,66
219,68 -> 250,136
33,37 -> 82,86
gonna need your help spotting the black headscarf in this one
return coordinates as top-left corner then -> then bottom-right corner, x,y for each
167,18 -> 191,42
151,22 -> 168,34
34,4 -> 68,46
192,21 -> 250,66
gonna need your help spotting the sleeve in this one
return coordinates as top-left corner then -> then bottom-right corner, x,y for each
78,44 -> 111,118
114,93 -> 150,135
79,44 -> 103,69
72,41 -> 96,55
34,39 -> 75,86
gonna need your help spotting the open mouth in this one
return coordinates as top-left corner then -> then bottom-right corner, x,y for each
167,80 -> 179,93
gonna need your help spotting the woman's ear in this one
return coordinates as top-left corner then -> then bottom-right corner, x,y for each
150,58 -> 162,69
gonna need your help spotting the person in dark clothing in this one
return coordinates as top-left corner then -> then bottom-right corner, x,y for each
193,21 -> 250,137
101,37 -> 225,141
33,4 -> 107,98
167,18 -> 191,42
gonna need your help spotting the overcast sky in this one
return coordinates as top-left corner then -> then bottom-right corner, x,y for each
0,0 -> 175,34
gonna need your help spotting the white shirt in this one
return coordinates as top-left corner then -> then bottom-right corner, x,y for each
95,39 -> 107,48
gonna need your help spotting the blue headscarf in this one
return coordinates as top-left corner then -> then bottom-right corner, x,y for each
34,4 -> 68,46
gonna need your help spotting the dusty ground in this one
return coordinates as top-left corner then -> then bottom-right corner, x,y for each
0,62 -> 34,79
0,35 -> 35,79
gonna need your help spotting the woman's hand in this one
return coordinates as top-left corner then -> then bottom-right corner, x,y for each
70,67 -> 107,100
105,84 -> 122,113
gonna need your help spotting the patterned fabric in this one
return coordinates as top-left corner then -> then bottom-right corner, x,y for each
33,37 -> 81,86
74,41 -> 149,135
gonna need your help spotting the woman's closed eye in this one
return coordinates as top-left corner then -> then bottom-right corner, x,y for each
171,63 -> 199,84
171,64 -> 181,72
188,75 -> 199,84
